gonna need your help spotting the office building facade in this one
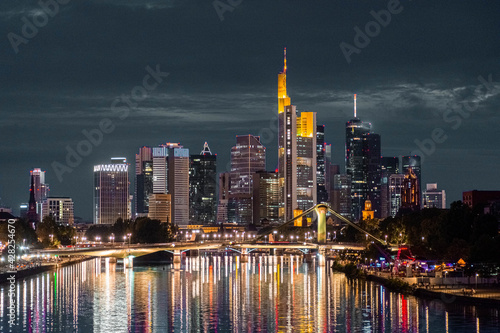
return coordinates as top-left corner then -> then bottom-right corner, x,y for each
189,142 -> 217,224
93,158 -> 129,224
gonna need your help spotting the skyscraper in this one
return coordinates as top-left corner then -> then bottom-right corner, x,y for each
228,135 -> 266,224
380,157 -> 399,218
401,168 -> 420,211
277,50 -> 317,220
93,158 -> 129,224
217,172 -> 230,223
150,143 -> 190,226
364,133 -> 381,218
30,168 -> 49,219
135,146 -> 153,217
296,112 -> 317,211
345,94 -> 379,221
189,142 -> 217,224
402,155 -> 422,197
389,174 -> 404,217
252,171 -> 280,224
316,125 -> 328,203
332,174 -> 352,218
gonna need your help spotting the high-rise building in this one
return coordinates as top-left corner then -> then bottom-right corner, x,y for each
217,172 -> 230,223
135,146 -> 153,217
252,171 -> 281,224
277,50 -> 317,221
30,168 -> 49,219
41,197 -> 74,225
389,174 -> 404,217
423,183 -> 446,209
401,168 -> 420,211
380,157 -> 399,218
316,125 -> 328,203
332,174 -> 352,218
364,133 -> 381,218
151,143 -> 190,226
148,193 -> 171,223
345,94 -> 380,221
93,158 -> 129,224
228,135 -> 266,224
402,155 -> 422,197
296,112 -> 317,211
189,142 -> 217,224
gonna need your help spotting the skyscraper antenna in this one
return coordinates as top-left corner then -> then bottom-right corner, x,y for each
284,47 -> 287,74
354,94 -> 357,118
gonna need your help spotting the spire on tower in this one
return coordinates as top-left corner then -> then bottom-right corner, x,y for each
354,94 -> 357,118
200,141 -> 212,155
283,47 -> 287,74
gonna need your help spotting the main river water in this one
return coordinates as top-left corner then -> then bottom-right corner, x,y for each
1,256 -> 499,332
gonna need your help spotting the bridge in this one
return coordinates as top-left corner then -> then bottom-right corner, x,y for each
35,204 -> 392,267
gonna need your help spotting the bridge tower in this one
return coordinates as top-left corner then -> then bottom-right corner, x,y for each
315,204 -> 328,244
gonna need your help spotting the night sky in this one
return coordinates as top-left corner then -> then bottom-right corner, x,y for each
1,0 -> 499,221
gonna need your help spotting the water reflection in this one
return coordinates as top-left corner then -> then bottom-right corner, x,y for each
1,255 -> 499,332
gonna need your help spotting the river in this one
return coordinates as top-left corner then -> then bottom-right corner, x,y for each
1,256 -> 499,332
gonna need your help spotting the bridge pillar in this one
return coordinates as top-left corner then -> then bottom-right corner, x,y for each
109,257 -> 117,263
240,249 -> 248,263
316,205 -> 327,244
173,250 -> 181,263
124,256 -> 133,269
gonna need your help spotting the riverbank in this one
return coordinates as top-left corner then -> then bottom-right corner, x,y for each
332,261 -> 500,305
366,272 -> 500,306
0,256 -> 90,284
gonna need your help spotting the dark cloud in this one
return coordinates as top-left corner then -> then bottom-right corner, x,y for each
1,0 -> 499,219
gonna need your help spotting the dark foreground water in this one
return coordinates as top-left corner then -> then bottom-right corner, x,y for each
1,256 -> 499,332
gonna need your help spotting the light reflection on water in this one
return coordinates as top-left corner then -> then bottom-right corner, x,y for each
1,256 -> 499,332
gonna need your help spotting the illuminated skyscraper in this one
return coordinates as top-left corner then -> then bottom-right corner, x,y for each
189,142 -> 217,224
316,125 -> 328,203
93,158 -> 129,224
389,174 -> 404,217
345,95 -> 380,220
151,143 -> 190,226
380,156 -> 399,218
252,171 -> 280,224
135,146 -> 153,216
296,112 -> 317,211
401,168 -> 420,211
30,168 -> 49,219
277,49 -> 317,220
228,135 -> 266,224
402,155 -> 422,198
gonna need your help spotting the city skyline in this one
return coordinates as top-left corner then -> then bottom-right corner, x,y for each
1,1 -> 500,220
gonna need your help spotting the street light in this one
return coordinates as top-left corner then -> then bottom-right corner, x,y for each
385,235 -> 388,243
49,234 -> 54,243
127,233 -> 131,247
